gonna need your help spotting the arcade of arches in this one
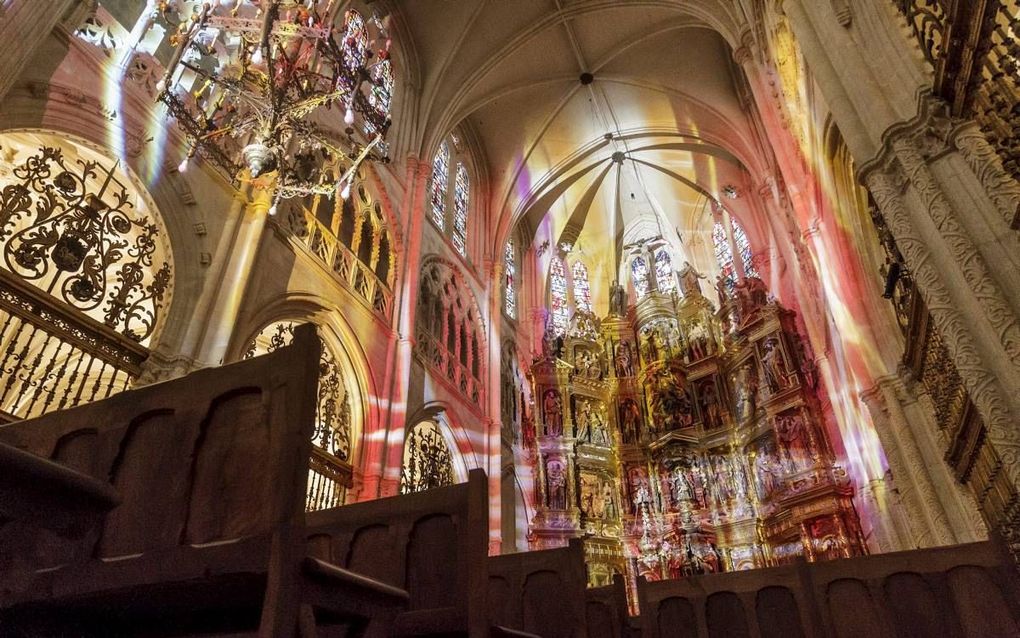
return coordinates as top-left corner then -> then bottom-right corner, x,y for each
1,0 -> 1018,600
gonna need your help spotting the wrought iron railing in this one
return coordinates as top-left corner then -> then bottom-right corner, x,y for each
243,321 -> 355,511
277,206 -> 393,319
0,273 -> 146,422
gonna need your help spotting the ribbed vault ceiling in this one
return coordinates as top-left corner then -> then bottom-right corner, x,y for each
392,0 -> 763,312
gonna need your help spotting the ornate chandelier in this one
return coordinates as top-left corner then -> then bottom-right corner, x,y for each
155,0 -> 392,206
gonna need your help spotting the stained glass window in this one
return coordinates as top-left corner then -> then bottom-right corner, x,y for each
732,219 -> 758,278
452,162 -> 469,256
572,261 -> 592,313
550,257 -> 569,336
340,11 -> 368,94
365,58 -> 393,134
504,239 -> 517,319
654,248 -> 675,294
631,256 -> 650,299
713,221 -> 736,294
430,141 -> 449,230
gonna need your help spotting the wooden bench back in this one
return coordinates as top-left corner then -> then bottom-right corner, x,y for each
636,540 -> 1020,638
305,468 -> 488,636
585,575 -> 632,638
0,325 -> 320,602
488,538 -> 589,638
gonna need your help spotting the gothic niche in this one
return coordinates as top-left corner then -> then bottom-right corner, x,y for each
523,253 -> 864,586
414,257 -> 485,405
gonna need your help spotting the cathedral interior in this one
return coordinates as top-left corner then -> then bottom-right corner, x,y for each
1,0 -> 1019,636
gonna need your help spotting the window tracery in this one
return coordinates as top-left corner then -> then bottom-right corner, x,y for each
654,248 -> 675,295
572,261 -> 593,313
364,59 -> 394,136
414,257 -> 485,406
732,220 -> 758,279
452,163 -> 469,256
401,420 -> 455,494
713,221 -> 736,294
428,134 -> 473,259
550,257 -> 569,336
504,238 -> 517,319
430,142 -> 450,231
243,320 -> 355,511
631,256 -> 650,299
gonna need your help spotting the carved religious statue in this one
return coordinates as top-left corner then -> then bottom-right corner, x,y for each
732,361 -> 758,422
760,338 -> 789,394
614,341 -> 635,377
698,379 -> 722,429
543,389 -> 563,436
547,459 -> 567,509
619,399 -> 642,443
677,261 -> 706,297
609,279 -> 627,316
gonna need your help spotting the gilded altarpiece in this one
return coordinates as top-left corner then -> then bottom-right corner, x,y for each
526,272 -> 865,588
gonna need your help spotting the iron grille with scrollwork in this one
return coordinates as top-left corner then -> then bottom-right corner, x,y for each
0,145 -> 171,343
244,321 -> 354,510
244,321 -> 352,461
400,421 -> 455,494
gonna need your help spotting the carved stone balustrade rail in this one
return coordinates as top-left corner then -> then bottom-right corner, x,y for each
275,206 -> 393,320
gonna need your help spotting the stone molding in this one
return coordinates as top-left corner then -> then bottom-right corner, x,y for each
858,93 -> 1020,549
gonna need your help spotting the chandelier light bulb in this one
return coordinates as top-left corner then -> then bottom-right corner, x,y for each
177,156 -> 189,172
340,180 -> 351,200
344,107 -> 355,126
268,202 -> 278,216
251,47 -> 263,65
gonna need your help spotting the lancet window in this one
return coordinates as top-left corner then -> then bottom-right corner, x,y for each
414,258 -> 485,405
572,261 -> 593,313
504,238 -> 517,319
631,256 -> 650,299
549,257 -> 570,336
654,248 -> 675,295
0,132 -> 173,421
428,134 -> 472,259
401,420 -> 455,494
364,58 -> 394,135
713,214 -> 758,292
732,220 -> 758,278
713,221 -> 736,294
243,321 -> 355,512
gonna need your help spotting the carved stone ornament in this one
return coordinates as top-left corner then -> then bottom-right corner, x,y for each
858,96 -> 1020,548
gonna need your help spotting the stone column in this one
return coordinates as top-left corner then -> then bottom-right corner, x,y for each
859,385 -> 935,548
783,0 -> 1020,547
193,180 -> 270,365
366,156 -> 428,499
0,1 -> 84,103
